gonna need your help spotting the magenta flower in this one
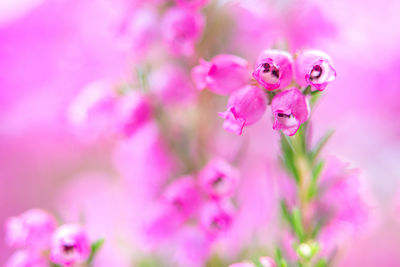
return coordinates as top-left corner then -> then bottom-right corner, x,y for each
50,224 -> 91,266
162,7 -> 205,56
198,158 -> 239,199
150,64 -> 196,104
162,175 -> 201,218
5,209 -> 57,250
219,85 -> 267,135
175,0 -> 210,9
253,49 -> 293,90
116,92 -> 152,137
259,257 -> 277,267
5,250 -> 47,267
192,54 -> 250,95
294,50 -> 336,91
199,200 -> 235,238
271,88 -> 309,136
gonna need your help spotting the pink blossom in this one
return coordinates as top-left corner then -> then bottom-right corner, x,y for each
219,85 -> 267,135
174,227 -> 211,267
5,250 -> 47,267
150,64 -> 197,104
199,200 -> 235,239
259,256 -> 277,267
67,80 -> 118,142
162,175 -> 201,219
271,88 -> 309,136
174,0 -> 210,9
294,50 -> 336,91
162,7 -> 205,56
5,209 -> 57,250
50,224 -> 91,266
253,49 -> 293,90
198,158 -> 239,199
116,91 -> 152,137
192,54 -> 250,95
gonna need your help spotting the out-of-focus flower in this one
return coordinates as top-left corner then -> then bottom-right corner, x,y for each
198,158 -> 239,200
67,80 -> 118,142
150,64 -> 196,104
271,88 -> 309,136
116,91 -> 152,137
162,7 -> 205,56
253,49 -> 293,90
162,175 -> 201,219
174,0 -> 210,9
50,224 -> 91,266
5,250 -> 47,267
294,50 -> 336,91
5,209 -> 57,250
199,200 -> 235,239
174,227 -> 211,267
120,7 -> 158,60
259,256 -> 277,267
192,54 -> 249,95
219,85 -> 267,135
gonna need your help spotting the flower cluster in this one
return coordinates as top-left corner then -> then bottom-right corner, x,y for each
192,49 -> 336,136
144,158 -> 239,264
5,209 -> 98,267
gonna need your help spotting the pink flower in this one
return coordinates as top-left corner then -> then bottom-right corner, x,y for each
150,64 -> 196,104
50,224 -> 91,266
5,250 -> 47,267
116,92 -> 152,137
199,200 -> 235,239
5,209 -> 57,250
271,88 -> 309,136
198,158 -> 239,199
162,7 -> 205,56
219,85 -> 267,135
162,175 -> 201,219
67,80 -> 118,142
259,256 -> 277,267
192,54 -> 250,95
294,50 -> 336,91
174,0 -> 210,9
253,49 -> 293,90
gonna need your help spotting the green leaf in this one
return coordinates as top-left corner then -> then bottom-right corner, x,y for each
280,133 -> 300,183
307,160 -> 325,199
51,264 -> 62,267
280,200 -> 294,229
275,248 -> 288,267
314,258 -> 328,267
310,130 -> 334,162
310,90 -> 322,105
86,238 -> 105,265
292,208 -> 305,242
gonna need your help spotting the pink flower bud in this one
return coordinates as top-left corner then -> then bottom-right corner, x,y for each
175,0 -> 210,9
116,92 -> 152,137
192,54 -> 249,95
150,64 -> 196,104
271,88 -> 309,136
5,209 -> 57,250
50,224 -> 91,266
253,49 -> 293,90
199,200 -> 235,239
259,256 -> 277,267
198,158 -> 239,199
294,50 -> 336,91
162,7 -> 205,57
5,250 -> 47,267
162,175 -> 201,218
219,85 -> 267,135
